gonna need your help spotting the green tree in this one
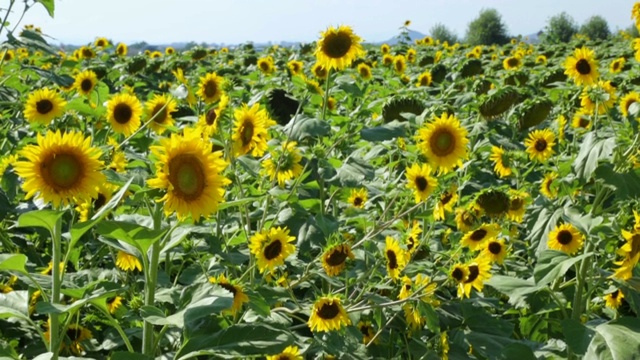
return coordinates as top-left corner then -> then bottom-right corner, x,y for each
542,12 -> 578,43
430,23 -> 459,44
580,15 -> 611,40
465,8 -> 509,45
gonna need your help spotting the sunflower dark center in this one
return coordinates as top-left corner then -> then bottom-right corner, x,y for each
82,48 -> 94,58
395,59 -> 404,72
263,239 -> 283,260
315,66 -> 327,78
240,120 -> 254,146
259,61 -> 270,71
465,265 -> 480,283
507,57 -> 519,67
292,63 -> 301,72
326,248 -> 348,266
451,267 -> 465,281
613,62 -> 621,71
66,328 -> 82,341
407,237 -> 415,251
557,230 -> 573,245
386,250 -> 398,269
578,117 -> 590,128
205,108 -> 217,126
576,59 -> 591,75
534,139 -> 547,152
611,289 -> 619,299
359,67 -> 370,77
420,75 -> 430,85
317,302 -> 340,319
203,80 -> 218,99
322,31 -> 353,59
36,99 -> 54,115
470,229 -> 487,241
430,129 -> 455,157
42,152 -> 83,190
113,103 -> 133,124
510,197 -> 523,211
152,103 -> 168,124
80,79 -> 93,92
488,241 -> 502,255
353,197 -> 363,207
219,282 -> 238,296
415,176 -> 428,192
359,324 -> 372,336
168,154 -> 206,201
93,193 -> 107,210
441,192 -> 453,205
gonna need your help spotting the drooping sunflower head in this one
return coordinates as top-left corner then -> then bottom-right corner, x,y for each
147,128 -> 231,220
548,223 -> 584,255
14,131 -> 105,208
106,93 -> 143,136
348,188 -> 368,208
249,226 -> 296,274
116,250 -> 142,272
415,112 -> 469,174
563,46 -> 599,86
308,295 -> 351,332
321,243 -> 355,277
23,88 -> 67,125
197,72 -> 225,104
73,70 -> 98,97
146,94 -> 178,134
524,128 -> 556,162
405,163 -> 438,203
475,189 -> 510,218
315,25 -> 364,71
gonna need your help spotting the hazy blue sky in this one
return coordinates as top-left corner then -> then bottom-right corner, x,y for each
4,0 -> 636,45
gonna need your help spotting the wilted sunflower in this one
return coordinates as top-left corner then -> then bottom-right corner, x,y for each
433,185 -> 458,221
461,223 -> 500,251
455,207 -> 479,232
196,94 -> 229,138
312,63 -> 328,79
308,295 -> 351,332
357,321 -> 376,345
580,80 -> 617,115
548,223 -> 584,255
610,57 -> 625,73
475,189 -> 510,218
502,56 -> 521,71
14,131 -> 105,207
116,250 -> 142,272
563,46 -> 599,86
490,146 -> 512,178
604,289 -> 624,309
197,72 -> 224,104
405,163 -> 437,203
347,188 -> 367,208
106,296 -> 123,314
416,71 -> 432,87
507,189 -> 529,223
115,43 -> 127,56
287,59 -> 304,76
315,25 -> 364,71
232,103 -> 275,157
385,236 -> 407,280
482,239 -> 508,264
23,88 -> 67,125
148,128 -> 230,220
540,172 -> 559,199
146,94 -> 177,134
620,91 -> 640,118
62,324 -> 93,355
106,93 -> 143,136
524,129 -> 556,162
266,345 -> 303,360
257,56 -> 275,75
249,226 -> 296,273
321,243 -> 355,276
415,113 -> 469,174
262,141 -> 303,187
75,182 -> 117,222
73,70 -> 98,97
458,257 -> 492,299
209,274 -> 249,314
357,63 -> 372,80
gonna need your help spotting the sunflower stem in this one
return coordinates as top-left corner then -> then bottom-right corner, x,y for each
0,0 -> 15,40
142,202 -> 163,356
320,69 -> 332,121
49,215 -> 63,359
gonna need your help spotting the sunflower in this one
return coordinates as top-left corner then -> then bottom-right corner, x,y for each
249,226 -> 296,274
433,185 -> 458,221
540,172 -> 559,199
321,243 -> 355,276
347,188 -> 367,208
490,146 -> 512,178
503,56 -> 521,71
209,274 -> 249,314
580,80 -> 617,115
79,46 -> 95,59
94,37 -> 109,48
482,239 -> 508,264
197,72 -> 225,104
405,220 -> 422,253
604,289 -> 624,310
262,141 -> 303,187
563,46 -> 599,86
315,25 -> 364,71
257,56 -> 275,75
14,131 -> 105,207
29,290 -> 41,315
312,63 -> 328,79
524,129 -> 555,162
415,113 -> 469,174
548,223 -> 584,255
196,94 -> 229,138
458,257 -> 492,299
106,93 -> 143,136
232,103 -> 275,157
73,70 -> 98,97
612,230 -> 640,280
40,261 -> 64,275
115,251 -> 142,272
382,54 -> 393,66
308,295 -> 351,332
475,189 -> 510,218
450,263 -> 469,285
406,48 -> 416,63
620,91 -> 640,118
357,321 -> 376,344
455,207 -> 479,232
403,303 -> 425,331
380,43 -> 390,54
571,109 -> 592,130
109,150 -> 127,173
62,324 -> 93,355
507,189 -> 529,223
304,77 -> 324,95
357,63 -> 372,80
405,163 -> 437,203
75,182 -> 117,222
461,223 -> 500,251
165,46 -> 175,55
393,55 -> 406,75
610,57 -> 625,73
148,128 -> 230,220
3,49 -> 15,61
266,345 -> 303,360
416,71 -> 432,87
146,94 -> 177,134
384,236 -> 407,280
23,88 -> 67,125
106,296 -> 123,314
150,51 -> 162,58
287,59 -> 304,76
557,115 -> 567,142
536,55 -> 547,64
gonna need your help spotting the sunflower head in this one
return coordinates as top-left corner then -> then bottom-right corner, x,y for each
548,223 -> 584,255
357,63 -> 372,80
209,274 -> 249,314
197,72 -> 225,104
563,46 -> 599,86
315,25 -> 364,71
415,112 -> 469,174
475,189 -> 510,218
308,295 -> 351,332
321,243 -> 355,277
405,163 -> 438,203
348,188 -> 368,208
261,141 -> 303,187
232,103 -> 275,157
106,93 -> 143,136
524,128 -> 556,162
249,226 -> 296,274
604,289 -> 624,310
23,88 -> 67,125
73,70 -> 98,96
385,236 -> 407,280
146,94 -> 178,134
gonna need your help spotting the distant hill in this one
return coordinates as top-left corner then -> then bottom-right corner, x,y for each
377,29 -> 428,45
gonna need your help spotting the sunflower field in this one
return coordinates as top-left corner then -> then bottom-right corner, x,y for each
1,1 -> 640,359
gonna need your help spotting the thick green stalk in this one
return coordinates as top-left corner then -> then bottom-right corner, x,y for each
142,205 -> 163,355
49,216 -> 63,359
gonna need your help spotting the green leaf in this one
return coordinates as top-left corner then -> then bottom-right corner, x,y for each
573,132 -> 615,180
333,157 -> 375,187
35,0 -> 55,17
0,254 -> 27,274
139,305 -> 169,326
142,288 -> 233,329
217,196 -> 264,211
562,318 -> 595,356
0,290 -> 30,318
360,120 -> 408,141
485,275 -> 541,308
110,353 -> 153,360
96,221 -> 166,256
17,210 -> 65,236
286,116 -> 330,141
500,343 -> 536,360
594,164 -> 640,200
334,75 -> 363,97
528,206 -> 564,255
533,250 -> 593,286
584,318 -> 640,360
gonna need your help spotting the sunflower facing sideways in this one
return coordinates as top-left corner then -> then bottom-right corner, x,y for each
433,185 -> 458,221
249,226 -> 296,274
232,103 -> 276,157
580,80 -> 617,115
106,93 -> 143,136
461,223 -> 500,251
196,94 -> 229,138
490,146 -> 512,178
196,72 -> 224,104
315,25 -> 364,71
321,243 -> 355,276
73,70 -> 98,97
384,236 -> 407,280
524,129 -> 555,162
23,88 -> 67,125
116,250 -> 142,272
115,43 -> 127,56
147,128 -> 230,220
14,131 -> 105,207
620,91 -> 640,118
75,182 -> 118,222
209,274 -> 249,314
415,113 -> 469,174
563,46 -> 599,86
548,223 -> 584,255
262,141 -> 303,187
308,295 -> 351,332
146,94 -> 177,134
604,289 -> 624,310
458,257 -> 492,299
266,346 -> 303,360
405,163 -> 437,203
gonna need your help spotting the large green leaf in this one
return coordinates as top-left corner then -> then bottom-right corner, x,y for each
584,318 -> 640,360
0,254 -> 27,274
0,290 -> 29,318
562,319 -> 595,356
573,132 -> 615,180
286,116 -> 330,141
594,164 -> 640,200
533,250 -> 593,286
96,221 -> 166,256
360,120 -> 407,141
17,210 -> 65,236
110,353 -> 153,360
485,275 -> 541,308
35,0 -> 55,17
528,206 -> 565,255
